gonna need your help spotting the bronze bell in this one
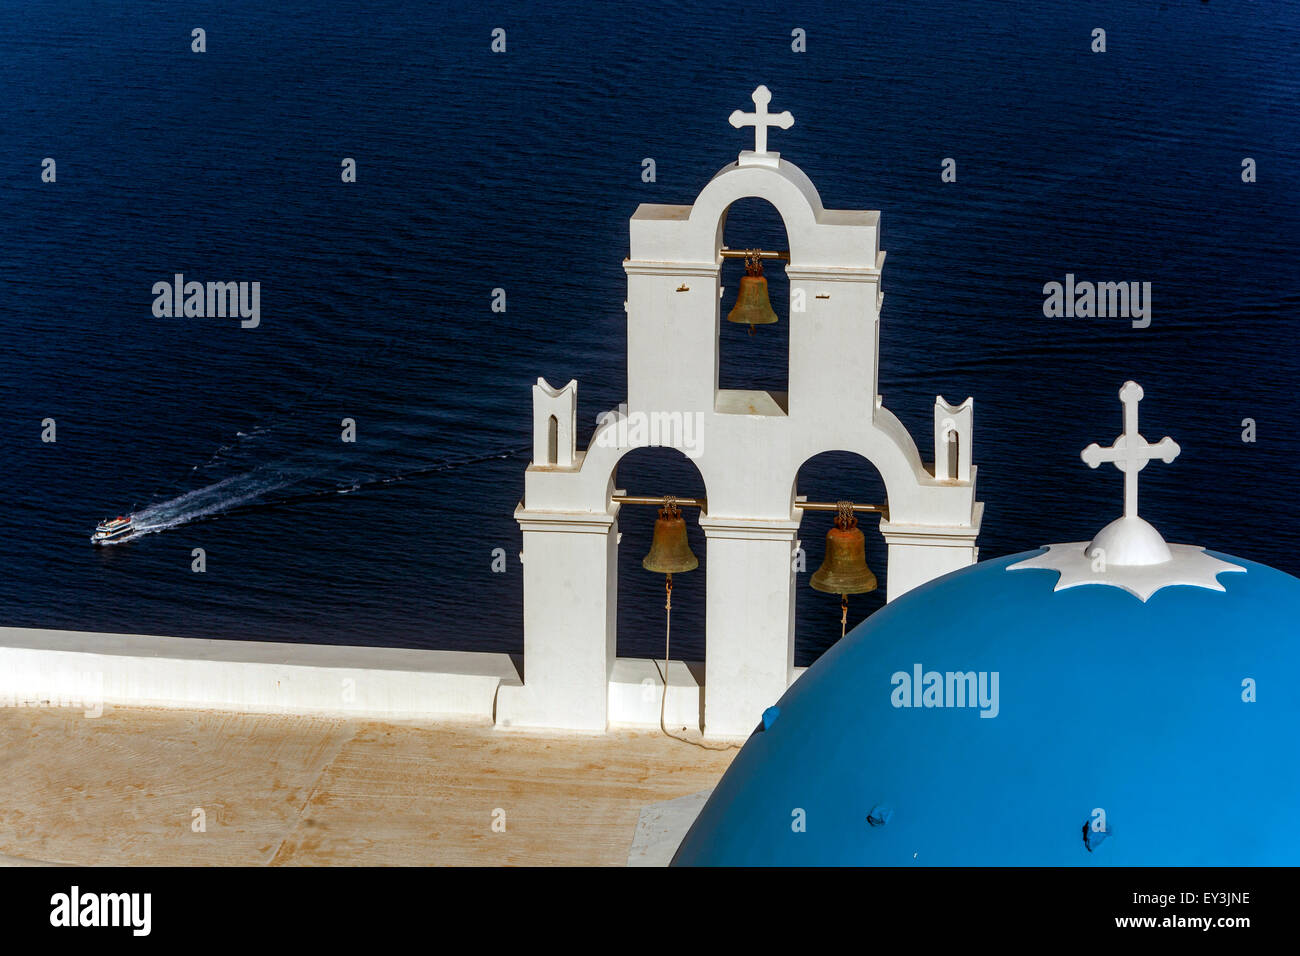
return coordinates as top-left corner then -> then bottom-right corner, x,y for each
726,254 -> 779,329
811,502 -> 877,596
642,497 -> 698,575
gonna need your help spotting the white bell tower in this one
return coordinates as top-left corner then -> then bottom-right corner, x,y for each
497,87 -> 983,738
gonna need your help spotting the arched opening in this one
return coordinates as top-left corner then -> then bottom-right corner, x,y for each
717,197 -> 790,416
612,446 -> 708,718
546,414 -> 558,466
946,429 -> 959,481
792,450 -> 889,667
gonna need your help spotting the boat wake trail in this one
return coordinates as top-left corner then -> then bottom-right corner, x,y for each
99,444 -> 530,544
128,470 -> 298,538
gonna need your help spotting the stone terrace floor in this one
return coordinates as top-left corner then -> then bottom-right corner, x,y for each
0,704 -> 736,866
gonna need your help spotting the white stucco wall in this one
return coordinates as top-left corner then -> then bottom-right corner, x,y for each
0,626 -> 519,721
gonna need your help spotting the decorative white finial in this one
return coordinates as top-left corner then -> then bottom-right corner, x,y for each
1079,381 -> 1178,566
1081,381 -> 1180,521
1008,380 -> 1244,601
729,85 -> 793,167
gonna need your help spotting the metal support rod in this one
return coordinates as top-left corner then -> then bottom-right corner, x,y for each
719,248 -> 791,261
612,495 -> 887,517
795,501 -> 888,515
613,495 -> 707,508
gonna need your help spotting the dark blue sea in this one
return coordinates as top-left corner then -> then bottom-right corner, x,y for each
2,0 -> 1296,666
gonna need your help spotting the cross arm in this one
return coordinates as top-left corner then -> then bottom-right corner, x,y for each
1150,437 -> 1181,463
1081,443 -> 1112,468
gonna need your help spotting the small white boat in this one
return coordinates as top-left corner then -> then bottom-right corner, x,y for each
92,514 -> 134,544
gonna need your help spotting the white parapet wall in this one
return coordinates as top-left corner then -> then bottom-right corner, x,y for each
608,658 -> 705,730
0,627 -> 520,721
0,631 -> 817,732
608,657 -> 808,733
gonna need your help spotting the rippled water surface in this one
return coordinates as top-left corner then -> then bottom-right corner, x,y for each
1,0 -> 1296,665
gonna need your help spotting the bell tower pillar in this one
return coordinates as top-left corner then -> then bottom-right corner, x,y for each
698,513 -> 801,738
497,505 -> 619,732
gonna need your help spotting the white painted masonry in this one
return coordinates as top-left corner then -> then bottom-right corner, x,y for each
0,627 -> 519,721
500,87 -> 983,739
0,626 -> 793,730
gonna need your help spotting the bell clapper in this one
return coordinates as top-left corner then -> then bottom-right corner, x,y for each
747,250 -> 759,337
661,571 -> 672,730
840,594 -> 848,640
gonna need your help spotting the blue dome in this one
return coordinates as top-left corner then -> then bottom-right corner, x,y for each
673,550 -> 1300,865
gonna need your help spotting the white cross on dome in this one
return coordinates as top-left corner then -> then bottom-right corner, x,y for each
1008,380 -> 1244,600
1081,381 -> 1181,521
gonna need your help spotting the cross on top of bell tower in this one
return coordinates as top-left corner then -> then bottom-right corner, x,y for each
729,85 -> 793,168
